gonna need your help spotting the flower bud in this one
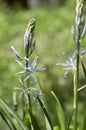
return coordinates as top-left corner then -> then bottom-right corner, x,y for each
72,25 -> 76,41
24,19 -> 36,56
13,90 -> 18,111
82,24 -> 86,38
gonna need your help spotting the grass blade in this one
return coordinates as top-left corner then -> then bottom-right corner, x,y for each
37,96 -> 53,130
81,104 -> 86,130
29,111 -> 41,130
0,97 -> 29,130
0,109 -> 17,130
51,91 -> 66,130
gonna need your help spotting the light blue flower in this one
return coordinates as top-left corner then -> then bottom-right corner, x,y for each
16,56 -> 46,83
56,51 -> 77,77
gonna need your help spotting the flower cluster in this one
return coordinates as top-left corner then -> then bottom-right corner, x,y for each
72,0 -> 86,50
56,51 -> 77,77
13,79 -> 43,104
11,19 -> 45,105
57,49 -> 86,77
18,56 -> 45,83
24,18 -> 36,57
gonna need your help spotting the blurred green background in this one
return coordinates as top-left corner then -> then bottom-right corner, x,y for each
0,0 -> 86,129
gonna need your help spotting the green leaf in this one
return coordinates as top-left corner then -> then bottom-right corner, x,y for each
53,126 -> 61,130
66,111 -> 73,130
24,116 -> 31,130
0,109 -> 17,130
45,115 -> 53,130
37,97 -> 53,130
81,104 -> 86,130
0,97 -> 29,130
81,61 -> 86,79
51,91 -> 66,130
29,110 -> 41,130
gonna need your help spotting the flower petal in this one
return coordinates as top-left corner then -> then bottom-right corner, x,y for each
35,68 -> 46,72
16,71 -> 26,75
16,60 -> 26,69
56,63 -> 70,67
31,56 -> 38,68
11,46 -> 23,61
24,74 -> 31,82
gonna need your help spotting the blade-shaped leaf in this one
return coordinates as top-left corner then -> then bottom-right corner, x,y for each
45,115 -> 53,130
51,91 -> 66,130
37,96 -> 53,130
0,109 -> 17,130
29,111 -> 41,130
0,97 -> 29,130
81,104 -> 86,130
66,110 -> 73,130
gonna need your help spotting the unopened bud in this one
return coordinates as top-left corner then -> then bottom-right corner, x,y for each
24,18 -> 36,55
82,24 -> 86,38
13,90 -> 18,111
72,25 -> 76,41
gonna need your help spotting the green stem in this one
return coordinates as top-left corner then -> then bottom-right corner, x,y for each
21,75 -> 26,121
26,55 -> 32,112
73,27 -> 81,129
73,52 -> 79,130
23,55 -> 32,122
22,94 -> 25,121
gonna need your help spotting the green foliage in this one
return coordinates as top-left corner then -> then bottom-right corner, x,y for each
51,91 -> 66,130
37,97 -> 53,130
0,97 -> 28,130
0,0 -> 86,130
0,0 -> 76,107
81,104 -> 86,130
29,111 -> 41,130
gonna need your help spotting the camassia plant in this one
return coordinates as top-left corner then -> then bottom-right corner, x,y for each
57,0 -> 86,130
0,19 -> 53,130
0,0 -> 86,130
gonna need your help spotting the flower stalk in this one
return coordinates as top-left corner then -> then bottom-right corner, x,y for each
24,19 -> 36,121
11,18 -> 45,129
73,0 -> 85,129
73,52 -> 79,130
57,0 -> 85,129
